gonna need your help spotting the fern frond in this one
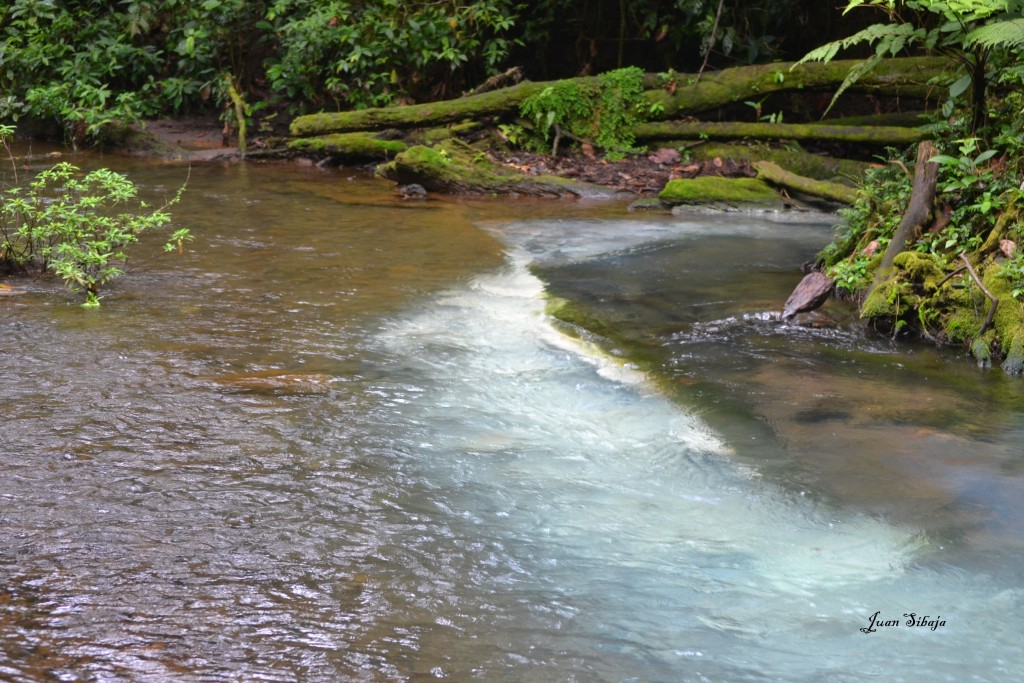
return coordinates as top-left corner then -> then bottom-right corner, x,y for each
794,23 -> 922,65
965,18 -> 1024,49
823,53 -> 883,118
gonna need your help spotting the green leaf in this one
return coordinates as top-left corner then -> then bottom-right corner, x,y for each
973,149 -> 999,164
948,73 -> 972,98
928,154 -> 962,166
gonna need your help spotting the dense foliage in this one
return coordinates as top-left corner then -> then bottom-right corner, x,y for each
0,0 -> 844,144
519,66 -> 652,159
819,73 -> 1024,368
798,0 -> 1024,132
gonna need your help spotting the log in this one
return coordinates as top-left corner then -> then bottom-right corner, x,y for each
291,79 -> 562,137
290,57 -> 949,137
634,121 -> 928,146
685,142 -> 871,183
645,57 -> 946,118
754,161 -> 860,204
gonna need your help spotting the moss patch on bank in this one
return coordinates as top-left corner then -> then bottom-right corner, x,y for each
658,176 -> 780,207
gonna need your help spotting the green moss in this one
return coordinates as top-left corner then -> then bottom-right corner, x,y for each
944,308 -> 984,343
377,139 -> 617,197
892,251 -> 944,291
1004,328 -> 1024,375
971,263 -> 1024,373
414,121 -> 480,144
970,329 -> 995,366
860,278 -> 907,319
288,132 -> 407,160
689,142 -> 870,183
658,177 -> 779,206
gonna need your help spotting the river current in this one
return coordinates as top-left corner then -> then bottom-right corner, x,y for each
2,157 -> 1023,681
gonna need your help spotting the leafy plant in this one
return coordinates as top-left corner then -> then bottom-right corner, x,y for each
999,250 -> 1024,299
520,66 -> 649,158
0,152 -> 189,305
796,0 -> 1024,133
929,136 -> 999,192
264,0 -> 523,110
819,157 -> 910,290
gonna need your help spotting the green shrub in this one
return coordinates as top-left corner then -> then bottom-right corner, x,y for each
0,132 -> 189,306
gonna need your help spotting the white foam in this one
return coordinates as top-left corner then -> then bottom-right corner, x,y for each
378,237 -> 927,594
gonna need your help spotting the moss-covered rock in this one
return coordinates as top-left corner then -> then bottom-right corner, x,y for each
944,307 -> 985,344
981,265 -> 1024,373
376,139 -> 621,197
658,176 -> 779,207
860,276 -> 905,319
627,197 -> 667,212
970,329 -> 996,366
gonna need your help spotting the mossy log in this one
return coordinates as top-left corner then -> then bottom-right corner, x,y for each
291,57 -> 948,137
645,57 -> 946,118
286,122 -> 482,162
292,79 -> 563,137
754,161 -> 860,205
288,132 -> 408,160
376,139 -> 620,197
685,142 -> 871,183
634,120 -> 928,146
818,110 -> 931,127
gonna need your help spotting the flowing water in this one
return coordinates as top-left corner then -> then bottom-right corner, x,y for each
2,154 -> 1023,682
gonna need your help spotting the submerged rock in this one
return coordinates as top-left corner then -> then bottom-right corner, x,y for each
396,183 -> 428,199
209,371 -> 336,395
0,283 -> 28,297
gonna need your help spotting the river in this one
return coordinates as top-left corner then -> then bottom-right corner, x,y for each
2,154 -> 1023,681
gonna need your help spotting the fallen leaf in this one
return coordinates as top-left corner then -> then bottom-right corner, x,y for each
1000,239 -> 1016,257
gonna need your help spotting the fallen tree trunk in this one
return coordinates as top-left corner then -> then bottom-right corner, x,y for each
685,142 -> 871,183
754,161 -> 860,204
647,57 -> 945,118
291,57 -> 948,137
634,120 -> 928,146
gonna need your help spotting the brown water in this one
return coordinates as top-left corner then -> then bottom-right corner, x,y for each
2,154 -> 1023,682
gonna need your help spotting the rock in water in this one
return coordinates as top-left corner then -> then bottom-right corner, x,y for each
783,272 -> 834,319
396,183 -> 427,199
